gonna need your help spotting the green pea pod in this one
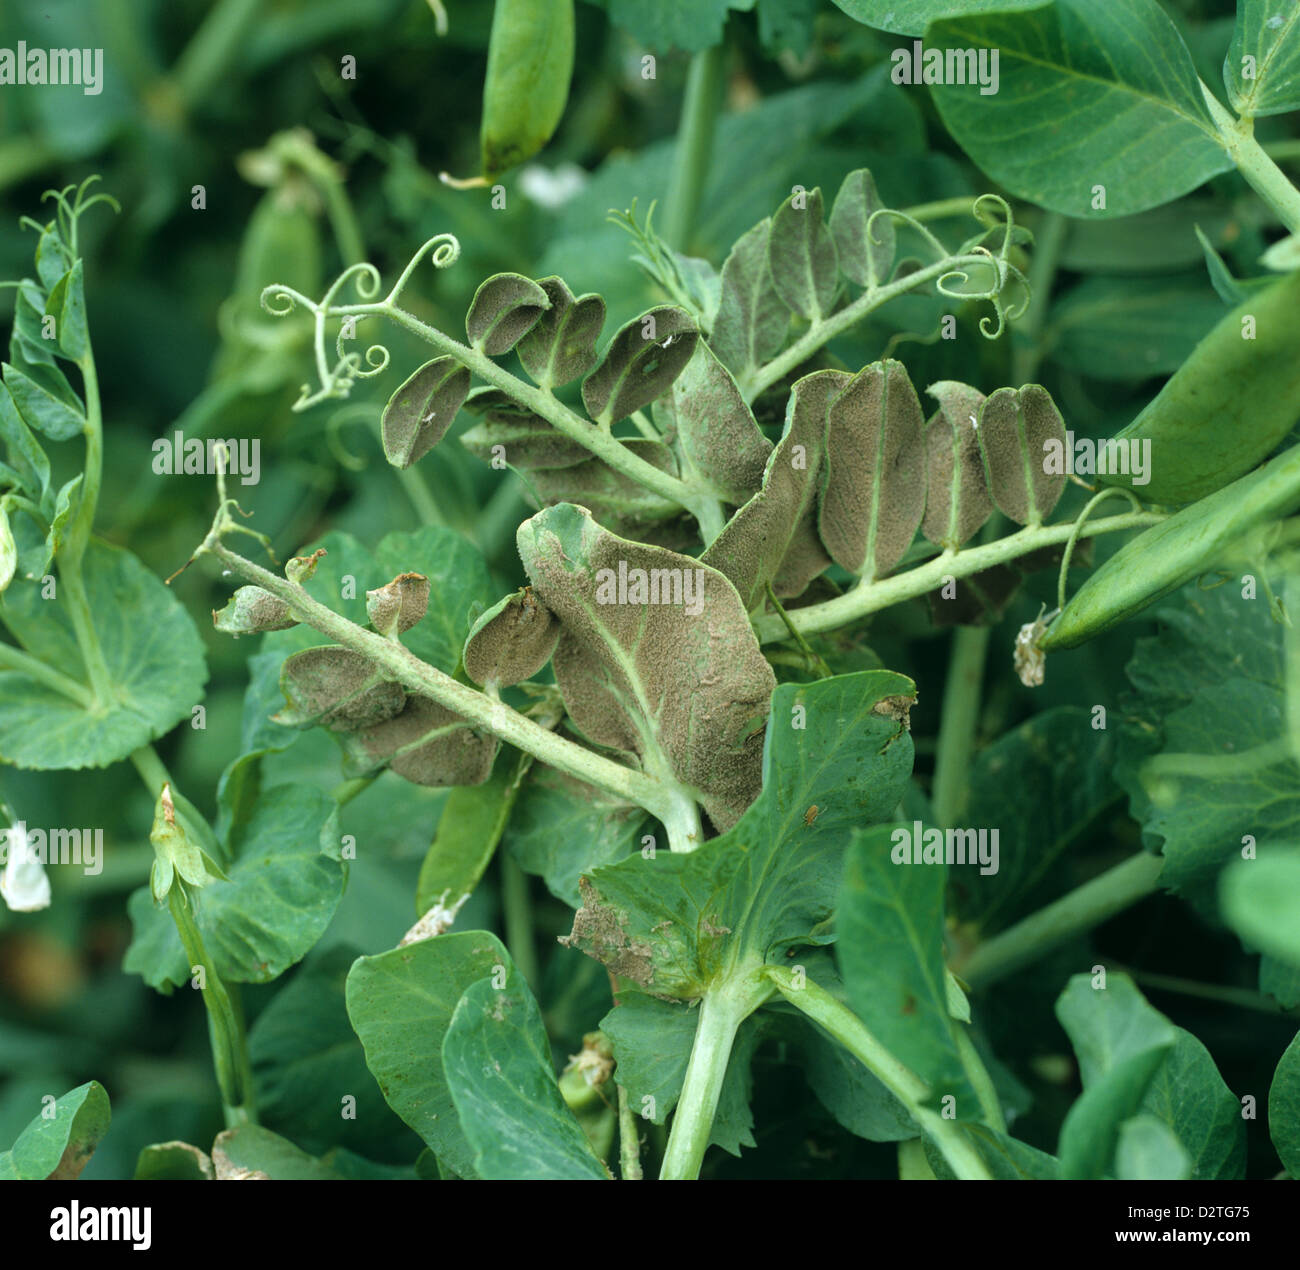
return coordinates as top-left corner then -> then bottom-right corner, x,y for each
480,0 -> 575,179
1097,268 -> 1300,504
235,188 -> 322,306
1042,441 -> 1300,651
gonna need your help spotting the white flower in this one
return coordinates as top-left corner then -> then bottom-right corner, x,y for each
0,821 -> 51,912
518,163 -> 588,211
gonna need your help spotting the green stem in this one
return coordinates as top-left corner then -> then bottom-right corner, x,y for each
954,1028 -> 1005,1131
1202,82 -> 1300,234
930,625 -> 989,827
171,0 -> 264,112
752,511 -> 1165,644
765,583 -> 831,678
204,534 -> 680,827
899,196 -> 987,223
501,854 -> 539,991
765,967 -> 991,1179
1106,964 -> 1287,1015
958,852 -> 1165,989
617,1084 -> 644,1180
0,642 -> 92,704
661,44 -> 726,252
1012,210 -> 1066,385
660,979 -> 768,1179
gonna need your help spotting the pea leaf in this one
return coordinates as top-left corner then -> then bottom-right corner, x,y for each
1115,1114 -> 1192,1180
1056,973 -> 1244,1179
516,276 -> 606,389
830,0 -> 1050,37
829,168 -> 895,289
248,946 -> 415,1161
527,441 -> 683,538
44,261 -> 88,361
380,356 -> 471,469
709,218 -> 790,389
818,359 -> 927,580
923,1124 -> 1060,1179
920,380 -> 992,550
276,646 -> 407,731
337,694 -> 499,788
443,970 -> 609,1179
0,381 -> 52,512
928,0 -> 1232,218
2,358 -> 86,441
344,931 -> 511,1179
1227,1 -> 1300,118
1261,957 -> 1300,1009
562,671 -> 916,999
517,503 -> 775,833
653,341 -> 772,504
703,370 -> 846,608
1270,1030 -> 1300,1177
463,589 -> 559,689
125,783 -> 345,989
210,1125 -> 340,1180
11,280 -> 57,369
1221,849 -> 1300,968
0,1081 -> 110,1179
465,272 -> 551,355
976,384 -> 1067,526
505,766 -> 650,906
0,541 -> 207,770
581,306 -> 699,427
768,186 -> 838,322
837,824 -> 982,1116
602,0 -> 747,52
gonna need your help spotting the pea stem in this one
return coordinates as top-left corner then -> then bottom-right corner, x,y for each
501,853 -> 539,991
956,852 -> 1165,989
1202,81 -> 1300,235
931,624 -> 990,827
661,43 -> 726,252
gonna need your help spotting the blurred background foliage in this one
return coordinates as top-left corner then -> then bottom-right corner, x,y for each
0,0 -> 1294,1178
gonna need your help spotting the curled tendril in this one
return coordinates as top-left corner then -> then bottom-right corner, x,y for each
321,261 -> 383,311
867,207 -> 951,264
332,323 -> 391,379
382,233 -> 462,309
260,283 -> 316,317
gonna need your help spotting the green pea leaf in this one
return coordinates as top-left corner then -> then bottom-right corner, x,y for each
0,1081 -> 110,1179
1269,1031 -> 1300,1177
829,168 -> 895,289
516,276 -> 605,389
837,824 -> 982,1116
133,1141 -> 214,1180
44,260 -> 88,361
1221,849 -> 1300,968
505,766 -> 649,906
2,359 -> 86,441
819,359 -> 927,580
0,542 -> 207,770
443,969 -> 609,1179
830,0 -> 1050,37
518,503 -> 775,832
1056,973 -> 1244,1179
703,370 -> 846,608
928,0 -> 1232,218
920,380 -> 992,550
465,272 -> 551,355
380,356 -> 471,469
11,280 -> 57,369
210,1124 -> 340,1180
0,381 -> 52,512
768,186 -> 838,322
562,671 -> 915,999
125,783 -> 344,990
1261,957 -> 1300,1009
1227,1 -> 1300,118
581,306 -> 699,427
345,931 -> 511,1179
923,1123 -> 1060,1179
976,384 -> 1067,526
653,341 -> 772,505
709,218 -> 790,389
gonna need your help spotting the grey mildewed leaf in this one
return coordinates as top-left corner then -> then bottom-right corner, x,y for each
709,218 -> 790,383
517,503 -> 775,832
460,386 -> 591,470
653,341 -> 772,505
212,585 -> 299,634
581,306 -> 699,427
768,186 -> 839,322
463,587 -> 559,689
465,272 -> 551,355
829,169 -> 895,290
819,360 -> 926,580
921,381 -> 993,550
274,646 -> 407,732
977,385 -> 1068,526
702,370 -> 848,609
528,439 -> 682,533
339,695 -> 499,787
516,276 -> 606,388
366,572 -> 430,637
381,356 -> 471,469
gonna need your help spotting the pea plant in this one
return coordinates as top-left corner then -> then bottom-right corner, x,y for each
1,0 -> 1299,1187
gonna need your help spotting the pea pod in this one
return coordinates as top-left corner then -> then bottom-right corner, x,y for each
1041,441 -> 1300,650
480,0 -> 575,179
1097,268 -> 1300,504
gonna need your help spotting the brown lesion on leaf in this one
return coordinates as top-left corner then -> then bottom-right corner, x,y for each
699,916 -> 731,938
559,878 -> 655,988
871,694 -> 914,730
